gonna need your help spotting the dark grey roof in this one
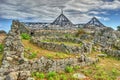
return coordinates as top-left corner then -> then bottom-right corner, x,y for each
51,13 -> 73,26
85,17 -> 105,27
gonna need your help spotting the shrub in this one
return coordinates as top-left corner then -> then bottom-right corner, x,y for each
54,75 -> 61,80
31,72 -> 36,77
47,71 -> 57,79
64,34 -> 72,38
21,33 -> 31,40
36,72 -> 45,79
60,74 -> 67,80
35,72 -> 39,77
112,68 -> 119,76
117,26 -> 120,31
46,54 -> 53,59
73,65 -> 80,71
29,52 -> 37,59
65,66 -> 74,73
25,47 -> 32,51
0,44 -> 4,52
48,77 -> 54,80
82,69 -> 92,76
93,69 -> 110,80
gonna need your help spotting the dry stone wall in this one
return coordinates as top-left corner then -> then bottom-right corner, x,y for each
31,37 -> 93,54
93,28 -> 120,58
102,49 -> 120,58
39,37 -> 83,44
19,56 -> 98,73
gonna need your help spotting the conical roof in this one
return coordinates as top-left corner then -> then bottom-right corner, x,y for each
85,17 -> 105,27
52,12 -> 73,26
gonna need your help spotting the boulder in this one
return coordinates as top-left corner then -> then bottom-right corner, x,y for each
27,77 -> 35,80
73,73 -> 86,79
6,57 -> 13,62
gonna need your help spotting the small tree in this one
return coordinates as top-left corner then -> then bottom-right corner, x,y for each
117,26 -> 120,31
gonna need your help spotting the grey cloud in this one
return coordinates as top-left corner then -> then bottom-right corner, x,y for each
0,0 -> 119,23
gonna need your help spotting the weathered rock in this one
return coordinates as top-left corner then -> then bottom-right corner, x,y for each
5,72 -> 18,80
27,77 -> 35,80
73,73 -> 86,79
0,76 -> 5,80
6,57 -> 13,61
17,71 -> 31,80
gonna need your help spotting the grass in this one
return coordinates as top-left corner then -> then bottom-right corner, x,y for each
0,34 -> 5,66
84,51 -> 120,80
54,42 -> 82,47
0,44 -> 4,52
80,64 -> 120,80
22,37 -> 120,80
32,52 -> 120,80
21,33 -> 31,40
0,53 -> 3,65
89,51 -> 120,71
0,43 -> 4,66
32,71 -> 81,80
40,39 -> 82,47
22,40 -> 76,59
65,66 -> 74,73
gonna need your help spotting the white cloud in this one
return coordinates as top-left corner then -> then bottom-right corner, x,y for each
102,17 -> 110,21
88,11 -> 108,15
100,0 -> 120,9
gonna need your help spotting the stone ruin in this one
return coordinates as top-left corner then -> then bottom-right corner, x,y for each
0,15 -> 120,79
0,20 -> 98,80
84,17 -> 105,29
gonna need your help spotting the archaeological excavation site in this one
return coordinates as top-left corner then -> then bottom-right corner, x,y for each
0,11 -> 120,80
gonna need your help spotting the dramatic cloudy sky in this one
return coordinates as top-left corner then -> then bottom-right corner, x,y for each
0,0 -> 120,32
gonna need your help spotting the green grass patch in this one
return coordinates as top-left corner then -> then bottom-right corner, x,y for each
28,52 -> 37,59
65,66 -> 74,73
0,44 -> 4,52
21,33 -> 31,40
32,72 -> 45,79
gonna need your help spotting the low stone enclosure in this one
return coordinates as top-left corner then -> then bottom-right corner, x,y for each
0,20 -> 99,80
0,20 -> 120,80
31,37 -> 92,54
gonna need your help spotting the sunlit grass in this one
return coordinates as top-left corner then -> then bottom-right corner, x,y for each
22,40 -> 76,59
22,39 -> 120,80
0,53 -> 3,65
85,50 -> 120,80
